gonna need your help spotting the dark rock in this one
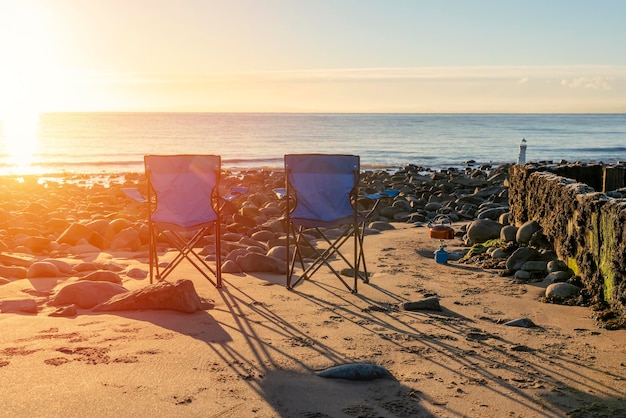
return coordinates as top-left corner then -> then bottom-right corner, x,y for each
93,279 -> 209,313
466,219 -> 503,244
400,297 -> 442,311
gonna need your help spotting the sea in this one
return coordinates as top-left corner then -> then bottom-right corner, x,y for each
0,113 -> 625,177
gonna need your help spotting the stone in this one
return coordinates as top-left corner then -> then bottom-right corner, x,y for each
23,236 -> 51,253
26,261 -> 60,278
546,270 -> 572,283
476,207 -> 508,221
40,258 -> 74,274
516,220 -> 542,246
51,281 -> 128,309
466,219 -> 503,244
514,270 -> 531,281
126,268 -> 148,279
236,252 -> 285,273
110,227 -> 141,251
0,299 -> 38,313
520,260 -> 547,272
0,265 -> 27,279
545,282 -> 581,300
500,225 -> 518,242
504,318 -> 537,328
368,221 -> 396,231
547,259 -> 568,273
318,363 -> 391,381
506,247 -> 539,271
78,270 -> 123,284
250,230 -> 275,242
266,245 -> 289,262
49,304 -> 78,317
93,279 -> 207,313
221,259 -> 243,273
57,223 -> 94,246
400,298 -> 442,311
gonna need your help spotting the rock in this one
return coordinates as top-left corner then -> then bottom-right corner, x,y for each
506,247 -> 539,271
40,258 -> 73,274
250,230 -> 275,242
51,281 -> 128,309
466,219 -> 503,244
78,270 -> 123,284
236,252 -> 285,273
266,246 -> 289,262
93,279 -> 207,313
0,265 -> 27,279
477,207 -> 508,221
514,270 -> 531,281
49,304 -> 78,317
110,227 -> 141,251
547,259 -> 568,273
500,225 -> 518,242
491,248 -> 508,259
400,298 -> 442,311
546,270 -> 572,283
57,223 -> 94,246
23,236 -> 51,253
26,261 -> 60,278
221,259 -> 243,273
318,363 -> 391,381
504,318 -> 538,328
0,299 -> 38,313
545,283 -> 581,300
368,221 -> 395,231
520,260 -> 547,272
516,220 -> 542,246
0,253 -> 34,267
126,268 -> 148,279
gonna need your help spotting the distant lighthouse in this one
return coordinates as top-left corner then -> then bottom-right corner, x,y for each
517,138 -> 527,164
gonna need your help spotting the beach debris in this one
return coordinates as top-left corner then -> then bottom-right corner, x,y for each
400,297 -> 442,312
504,318 -> 538,328
317,363 -> 391,381
93,279 -> 213,313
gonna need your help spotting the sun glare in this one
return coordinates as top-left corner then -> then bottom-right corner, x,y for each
0,111 -> 41,174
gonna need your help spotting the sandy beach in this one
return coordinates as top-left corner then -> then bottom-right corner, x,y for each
1,172 -> 625,417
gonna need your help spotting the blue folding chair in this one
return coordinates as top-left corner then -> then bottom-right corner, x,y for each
144,154 -> 222,287
284,154 -> 366,293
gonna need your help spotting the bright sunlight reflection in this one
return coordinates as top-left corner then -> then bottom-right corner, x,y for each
0,111 -> 41,174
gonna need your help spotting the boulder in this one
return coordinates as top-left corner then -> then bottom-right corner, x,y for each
466,219 -> 503,244
516,220 -> 542,246
78,270 -> 123,284
506,247 -> 539,271
51,281 -> 128,309
545,283 -> 581,300
93,279 -> 209,313
26,261 -> 60,278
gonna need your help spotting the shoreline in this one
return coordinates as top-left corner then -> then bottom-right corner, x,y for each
0,163 -> 624,416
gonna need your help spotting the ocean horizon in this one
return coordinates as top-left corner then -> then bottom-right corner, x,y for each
1,112 -> 625,176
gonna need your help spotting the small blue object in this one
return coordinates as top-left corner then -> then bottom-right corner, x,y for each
434,248 -> 448,264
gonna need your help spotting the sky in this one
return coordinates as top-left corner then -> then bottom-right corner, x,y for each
1,0 -> 625,114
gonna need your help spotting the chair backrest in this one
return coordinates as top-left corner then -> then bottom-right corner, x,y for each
285,154 -> 359,223
145,154 -> 220,228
